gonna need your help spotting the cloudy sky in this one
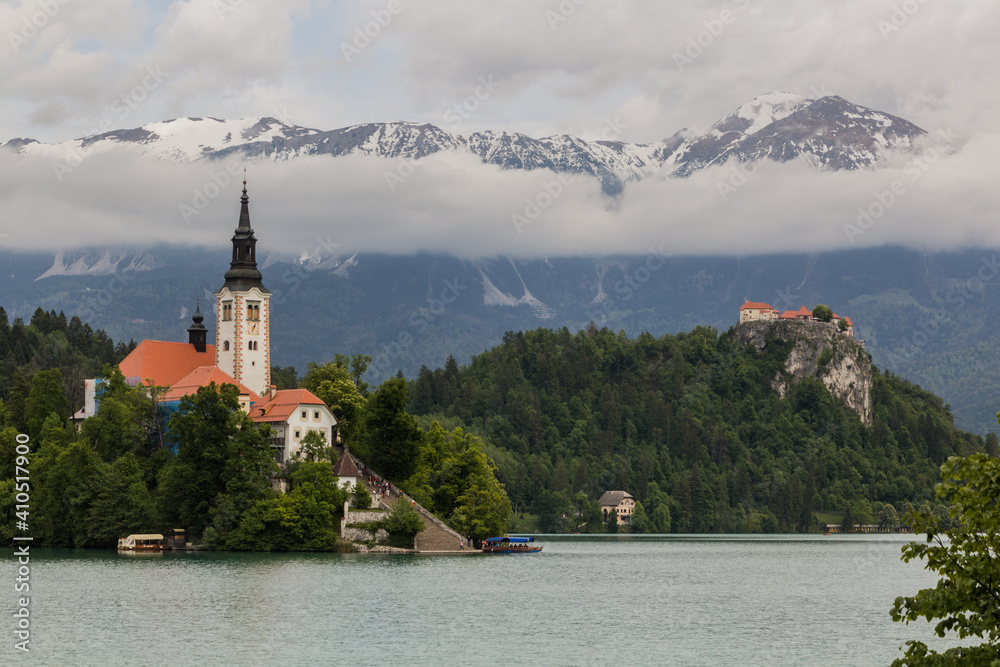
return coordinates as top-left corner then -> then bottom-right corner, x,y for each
1,0 -> 998,258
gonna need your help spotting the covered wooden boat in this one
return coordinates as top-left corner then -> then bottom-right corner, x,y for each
482,536 -> 542,554
118,534 -> 171,551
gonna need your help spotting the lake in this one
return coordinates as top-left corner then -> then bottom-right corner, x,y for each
2,534 -> 956,666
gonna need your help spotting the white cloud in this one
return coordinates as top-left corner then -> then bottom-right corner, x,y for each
1,129 -> 998,259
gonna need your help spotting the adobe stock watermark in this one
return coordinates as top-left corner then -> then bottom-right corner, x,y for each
340,0 -> 403,64
52,64 -> 169,182
843,127 -> 959,244
715,161 -> 758,202
384,74 -> 502,192
673,0 -> 752,73
439,74 -> 500,131
546,0 -> 586,31
369,278 -> 469,376
12,433 -> 32,653
878,0 -> 930,40
213,0 -> 244,21
179,160 -> 244,224
76,267 -> 134,322
8,0 -> 71,53
880,254 -> 1000,368
585,246 -> 671,326
512,115 -> 628,234
269,235 -> 343,306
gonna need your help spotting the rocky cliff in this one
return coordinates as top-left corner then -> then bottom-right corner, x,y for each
734,320 -> 873,425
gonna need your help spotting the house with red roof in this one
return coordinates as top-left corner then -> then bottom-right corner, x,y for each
739,301 -> 779,323
249,388 -> 339,465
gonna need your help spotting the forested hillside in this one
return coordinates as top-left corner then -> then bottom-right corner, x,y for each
0,307 -> 135,421
408,325 -> 993,533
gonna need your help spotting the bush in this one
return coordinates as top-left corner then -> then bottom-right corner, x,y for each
351,484 -> 372,509
812,304 -> 834,322
382,500 -> 424,538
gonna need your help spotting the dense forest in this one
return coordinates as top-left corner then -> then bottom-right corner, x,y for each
407,325 -> 993,533
1,308 -> 992,546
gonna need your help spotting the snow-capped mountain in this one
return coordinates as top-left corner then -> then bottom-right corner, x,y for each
3,92 -> 926,194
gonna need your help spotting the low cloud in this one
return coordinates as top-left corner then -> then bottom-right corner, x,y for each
1,131 -> 998,259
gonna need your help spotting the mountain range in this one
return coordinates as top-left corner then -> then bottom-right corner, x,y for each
3,92 -> 927,194
4,91 -> 994,436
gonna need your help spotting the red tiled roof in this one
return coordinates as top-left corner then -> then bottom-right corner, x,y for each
844,316 -> 853,326
333,450 -> 362,478
779,311 -> 798,319
119,340 -> 217,388
797,306 -> 812,316
159,366 -> 259,402
740,301 -> 776,311
249,388 -> 333,423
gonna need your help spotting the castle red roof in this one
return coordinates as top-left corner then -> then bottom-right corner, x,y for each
159,366 -> 259,402
740,301 -> 776,311
778,311 -> 798,319
249,389 -> 333,423
118,340 -> 217,388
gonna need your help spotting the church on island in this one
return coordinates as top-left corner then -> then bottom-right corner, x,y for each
76,181 -> 339,468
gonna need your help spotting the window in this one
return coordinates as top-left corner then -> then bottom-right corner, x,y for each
221,301 -> 232,321
294,429 -> 301,439
223,340 -> 230,351
301,410 -> 307,419
313,410 -> 320,420
247,302 -> 260,321
247,341 -> 258,351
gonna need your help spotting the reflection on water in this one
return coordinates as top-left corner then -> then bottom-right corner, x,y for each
0,535 -> 954,666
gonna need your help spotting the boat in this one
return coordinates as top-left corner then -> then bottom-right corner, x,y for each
482,536 -> 542,554
117,534 -> 171,551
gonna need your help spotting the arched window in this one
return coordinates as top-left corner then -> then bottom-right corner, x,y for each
248,341 -> 253,351
223,340 -> 230,351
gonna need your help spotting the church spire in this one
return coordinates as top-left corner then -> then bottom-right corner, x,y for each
219,177 -> 270,294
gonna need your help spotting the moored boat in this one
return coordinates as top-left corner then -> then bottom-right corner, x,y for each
118,534 -> 171,551
482,536 -> 542,554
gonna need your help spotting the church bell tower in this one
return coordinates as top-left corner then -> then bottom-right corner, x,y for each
213,180 -> 271,394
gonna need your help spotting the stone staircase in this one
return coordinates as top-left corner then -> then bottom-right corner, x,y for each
357,470 -> 469,553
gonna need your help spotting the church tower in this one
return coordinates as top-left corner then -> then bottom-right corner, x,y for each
213,180 -> 271,394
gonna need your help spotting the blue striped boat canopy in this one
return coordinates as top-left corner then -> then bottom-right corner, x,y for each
484,536 -> 534,544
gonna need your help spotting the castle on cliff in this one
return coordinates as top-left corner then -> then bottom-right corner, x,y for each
738,301 -> 854,337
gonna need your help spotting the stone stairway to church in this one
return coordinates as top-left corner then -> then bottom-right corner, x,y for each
357,469 -> 470,553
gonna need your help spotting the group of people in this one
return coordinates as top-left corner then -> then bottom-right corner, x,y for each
360,464 -> 394,502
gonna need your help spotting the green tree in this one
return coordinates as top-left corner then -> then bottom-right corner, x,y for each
24,368 -> 67,440
300,361 -> 366,441
879,503 -> 899,531
630,500 -> 654,533
158,383 -> 278,537
381,500 -> 425,548
351,483 -> 372,509
270,366 -> 298,390
85,453 -> 154,548
890,453 -> 1000,664
355,378 -> 422,481
606,508 -> 619,534
297,429 -> 332,463
812,304 -> 834,322
450,473 -> 512,544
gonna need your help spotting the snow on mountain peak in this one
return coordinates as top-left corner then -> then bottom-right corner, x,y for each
730,91 -> 812,135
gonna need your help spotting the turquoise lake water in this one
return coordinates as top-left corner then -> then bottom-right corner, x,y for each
1,534 -> 958,666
